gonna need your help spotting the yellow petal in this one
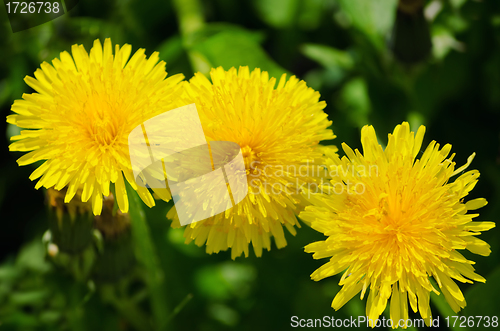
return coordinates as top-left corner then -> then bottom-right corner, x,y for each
115,174 -> 129,213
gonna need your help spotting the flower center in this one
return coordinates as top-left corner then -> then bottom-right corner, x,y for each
241,145 -> 258,171
82,94 -> 119,148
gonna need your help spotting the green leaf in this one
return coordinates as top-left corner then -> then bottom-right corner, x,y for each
430,278 -> 464,331
407,111 -> 426,129
10,290 -> 50,305
125,181 -> 169,330
297,0 -> 327,30
336,77 -> 371,128
431,26 -> 464,60
0,264 -> 21,282
1,311 -> 39,327
0,79 -> 10,107
253,0 -> 299,28
194,262 -> 256,300
16,239 -> 51,273
190,28 -> 289,78
167,227 -> 205,257
461,266 -> 500,317
208,303 -> 240,326
157,35 -> 184,65
301,43 -> 354,70
186,23 -> 265,47
337,0 -> 398,48
450,0 -> 468,9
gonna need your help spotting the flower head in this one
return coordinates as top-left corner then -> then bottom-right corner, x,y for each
7,39 -> 184,215
302,122 -> 495,327
168,66 -> 336,259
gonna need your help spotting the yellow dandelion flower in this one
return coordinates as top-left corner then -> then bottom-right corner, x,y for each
168,66 -> 336,259
302,122 -> 495,328
7,38 -> 185,215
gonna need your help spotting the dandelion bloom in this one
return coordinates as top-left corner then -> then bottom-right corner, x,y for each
168,66 -> 336,259
7,39 -> 184,215
302,122 -> 494,327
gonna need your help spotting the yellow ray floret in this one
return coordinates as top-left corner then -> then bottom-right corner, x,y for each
7,38 -> 185,215
168,66 -> 337,259
302,122 -> 494,328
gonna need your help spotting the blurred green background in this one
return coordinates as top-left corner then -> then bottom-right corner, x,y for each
0,0 -> 499,330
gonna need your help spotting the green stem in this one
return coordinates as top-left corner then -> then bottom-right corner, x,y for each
101,285 -> 151,331
166,293 -> 193,323
125,182 -> 170,330
172,0 -> 205,37
172,0 -> 211,75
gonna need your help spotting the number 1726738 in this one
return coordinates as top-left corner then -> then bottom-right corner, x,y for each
5,2 -> 60,14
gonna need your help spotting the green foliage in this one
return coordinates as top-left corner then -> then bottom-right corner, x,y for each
125,181 -> 169,330
336,0 -> 398,49
1,0 -> 499,330
189,26 -> 288,78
